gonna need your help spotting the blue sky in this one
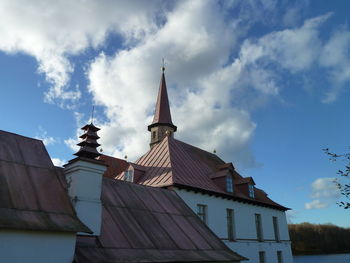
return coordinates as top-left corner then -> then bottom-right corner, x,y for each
1,0 -> 350,227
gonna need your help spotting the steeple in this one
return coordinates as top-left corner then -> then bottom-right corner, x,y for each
148,66 -> 177,147
74,122 -> 101,159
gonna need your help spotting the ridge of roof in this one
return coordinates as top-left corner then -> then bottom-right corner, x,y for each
0,129 -> 44,143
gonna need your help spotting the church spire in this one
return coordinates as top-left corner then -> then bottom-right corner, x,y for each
148,65 -> 177,147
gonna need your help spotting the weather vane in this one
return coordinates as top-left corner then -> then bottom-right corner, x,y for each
161,58 -> 165,72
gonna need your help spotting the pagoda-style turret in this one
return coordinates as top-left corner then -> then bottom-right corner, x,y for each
66,121 -> 106,235
148,67 -> 177,148
74,123 -> 101,159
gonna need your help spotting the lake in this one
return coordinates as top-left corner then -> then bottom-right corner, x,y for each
294,253 -> 350,263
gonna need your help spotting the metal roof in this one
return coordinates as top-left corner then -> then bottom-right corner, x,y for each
114,135 -> 287,211
0,130 -> 90,233
148,72 -> 177,131
74,178 -> 245,263
98,154 -> 129,179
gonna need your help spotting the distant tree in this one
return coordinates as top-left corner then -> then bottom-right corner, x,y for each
289,223 -> 350,255
323,148 -> 350,209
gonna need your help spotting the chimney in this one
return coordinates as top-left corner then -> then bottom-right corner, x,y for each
64,123 -> 106,235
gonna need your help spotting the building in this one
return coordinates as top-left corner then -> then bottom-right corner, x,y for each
111,68 -> 293,263
0,128 -> 245,262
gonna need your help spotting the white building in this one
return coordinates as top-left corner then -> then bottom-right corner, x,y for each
0,127 -> 244,263
114,69 -> 293,263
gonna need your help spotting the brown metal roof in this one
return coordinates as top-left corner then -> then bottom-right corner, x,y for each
0,130 -> 90,233
98,154 -> 129,179
131,136 -> 288,211
148,72 -> 177,131
74,178 -> 245,263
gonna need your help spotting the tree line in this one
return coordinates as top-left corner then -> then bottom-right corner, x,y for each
289,223 -> 350,255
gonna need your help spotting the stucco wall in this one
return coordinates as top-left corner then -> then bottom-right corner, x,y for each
175,188 -> 293,263
0,230 -> 76,263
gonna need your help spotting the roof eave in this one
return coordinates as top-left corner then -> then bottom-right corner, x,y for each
171,183 -> 290,211
147,122 -> 177,131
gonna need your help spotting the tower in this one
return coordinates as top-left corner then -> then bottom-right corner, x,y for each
148,66 -> 177,148
64,121 -> 106,235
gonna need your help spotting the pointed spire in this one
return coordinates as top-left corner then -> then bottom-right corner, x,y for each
74,122 -> 101,159
148,67 -> 177,132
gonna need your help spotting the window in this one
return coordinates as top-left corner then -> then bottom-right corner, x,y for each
277,251 -> 283,263
226,175 -> 233,193
226,209 -> 235,241
273,216 -> 280,242
152,131 -> 156,139
197,204 -> 207,224
259,251 -> 265,263
248,184 -> 255,198
124,170 -> 133,182
255,213 -> 263,241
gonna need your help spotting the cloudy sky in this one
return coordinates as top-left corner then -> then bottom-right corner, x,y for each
1,0 -> 349,227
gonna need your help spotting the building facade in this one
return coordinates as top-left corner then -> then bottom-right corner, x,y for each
114,69 -> 293,263
0,128 -> 243,263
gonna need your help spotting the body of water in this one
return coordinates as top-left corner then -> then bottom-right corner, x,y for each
294,253 -> 350,263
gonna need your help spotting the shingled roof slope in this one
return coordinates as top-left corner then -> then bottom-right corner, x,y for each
0,130 -> 90,233
131,135 -> 288,211
74,178 -> 245,263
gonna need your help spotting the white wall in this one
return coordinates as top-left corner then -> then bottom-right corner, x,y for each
0,230 -> 76,263
175,188 -> 293,263
64,159 -> 106,235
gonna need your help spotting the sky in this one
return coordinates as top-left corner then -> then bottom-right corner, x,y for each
0,0 -> 350,227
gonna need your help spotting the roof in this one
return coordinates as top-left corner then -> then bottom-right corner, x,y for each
0,130 -> 90,233
98,154 -> 129,179
113,135 -> 287,211
148,72 -> 177,131
74,178 -> 245,263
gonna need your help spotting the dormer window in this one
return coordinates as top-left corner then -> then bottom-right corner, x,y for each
226,175 -> 233,193
124,170 -> 133,182
249,184 -> 255,198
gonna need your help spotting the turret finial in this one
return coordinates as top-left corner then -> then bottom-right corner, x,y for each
161,58 -> 165,72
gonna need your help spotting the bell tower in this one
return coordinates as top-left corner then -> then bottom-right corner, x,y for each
148,66 -> 177,147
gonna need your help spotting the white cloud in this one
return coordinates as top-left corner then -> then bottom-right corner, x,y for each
0,0 -> 163,105
51,158 -> 66,167
304,177 -> 340,210
319,27 -> 350,103
84,0 -> 260,167
35,127 -> 58,146
4,1 -> 350,169
310,177 -> 340,199
305,199 -> 329,210
82,4 -> 350,168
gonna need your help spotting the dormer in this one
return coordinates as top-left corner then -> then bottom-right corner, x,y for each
235,177 -> 256,199
210,163 -> 237,194
116,163 -> 146,183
